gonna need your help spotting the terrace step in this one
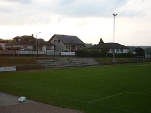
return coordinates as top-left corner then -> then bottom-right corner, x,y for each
37,58 -> 100,68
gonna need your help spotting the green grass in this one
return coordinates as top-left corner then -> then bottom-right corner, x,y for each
0,63 -> 151,113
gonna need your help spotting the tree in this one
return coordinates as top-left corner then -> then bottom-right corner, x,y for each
135,47 -> 144,56
101,45 -> 110,57
99,38 -> 104,44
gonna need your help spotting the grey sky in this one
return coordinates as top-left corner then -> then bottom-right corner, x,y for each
0,0 -> 151,46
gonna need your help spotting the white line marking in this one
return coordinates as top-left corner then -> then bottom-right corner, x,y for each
88,103 -> 139,113
88,92 -> 151,104
125,92 -> 151,96
88,93 -> 125,103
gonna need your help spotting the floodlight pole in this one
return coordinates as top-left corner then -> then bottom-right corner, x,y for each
113,13 -> 117,63
54,40 -> 56,58
36,32 -> 41,59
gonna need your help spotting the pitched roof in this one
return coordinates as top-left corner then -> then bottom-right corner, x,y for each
6,35 -> 54,46
6,35 -> 36,46
51,34 -> 85,45
89,43 -> 129,49
0,38 -> 8,43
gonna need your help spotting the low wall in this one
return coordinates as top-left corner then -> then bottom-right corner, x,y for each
0,50 -> 60,56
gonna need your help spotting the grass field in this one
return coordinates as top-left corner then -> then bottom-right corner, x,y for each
0,63 -> 151,113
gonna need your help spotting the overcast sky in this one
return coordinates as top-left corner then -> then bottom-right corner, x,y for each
0,0 -> 151,46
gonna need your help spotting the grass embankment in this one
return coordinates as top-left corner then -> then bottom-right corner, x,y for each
0,57 -> 41,70
95,58 -> 151,64
0,57 -> 38,66
0,63 -> 151,113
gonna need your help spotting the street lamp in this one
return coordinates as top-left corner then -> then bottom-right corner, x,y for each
112,13 -> 117,63
54,40 -> 56,58
36,32 -> 41,59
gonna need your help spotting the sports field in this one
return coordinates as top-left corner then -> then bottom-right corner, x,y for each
0,63 -> 151,113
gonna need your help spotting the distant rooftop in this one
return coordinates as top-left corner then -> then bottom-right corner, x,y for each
51,34 -> 85,45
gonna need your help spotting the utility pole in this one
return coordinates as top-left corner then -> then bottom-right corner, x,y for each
113,13 -> 117,63
36,32 -> 41,59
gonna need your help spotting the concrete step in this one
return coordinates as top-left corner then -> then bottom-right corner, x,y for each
37,58 -> 100,68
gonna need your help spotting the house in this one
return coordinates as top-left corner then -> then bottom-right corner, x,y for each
6,34 -> 54,51
89,38 -> 129,53
49,34 -> 85,52
0,38 -> 8,50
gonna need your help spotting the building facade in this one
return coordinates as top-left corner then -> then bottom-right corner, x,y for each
49,34 -> 85,52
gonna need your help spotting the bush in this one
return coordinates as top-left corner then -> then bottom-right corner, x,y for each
75,49 -> 134,58
75,49 -> 89,57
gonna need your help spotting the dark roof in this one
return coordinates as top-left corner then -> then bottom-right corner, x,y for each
6,47 -> 23,50
6,35 -> 36,46
0,41 -> 6,43
0,38 -> 8,43
89,43 -> 129,49
50,34 -> 85,45
6,40 -> 35,46
6,35 -> 54,46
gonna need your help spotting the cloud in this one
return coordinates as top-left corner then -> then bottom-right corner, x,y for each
0,0 -> 149,26
42,0 -> 129,17
0,0 -> 33,13
2,0 -> 32,4
117,10 -> 144,17
56,0 -> 76,6
115,0 -> 147,17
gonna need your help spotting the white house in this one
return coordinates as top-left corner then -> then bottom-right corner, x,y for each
89,38 -> 129,53
6,35 -> 54,51
0,38 -> 7,50
49,34 -> 85,52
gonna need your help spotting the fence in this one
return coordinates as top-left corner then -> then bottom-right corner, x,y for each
0,50 -> 60,57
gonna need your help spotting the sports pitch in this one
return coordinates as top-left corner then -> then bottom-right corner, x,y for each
0,63 -> 151,113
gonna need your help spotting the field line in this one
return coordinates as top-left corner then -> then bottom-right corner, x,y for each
125,92 -> 151,96
88,103 -> 138,113
88,92 -> 125,103
88,91 -> 151,104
